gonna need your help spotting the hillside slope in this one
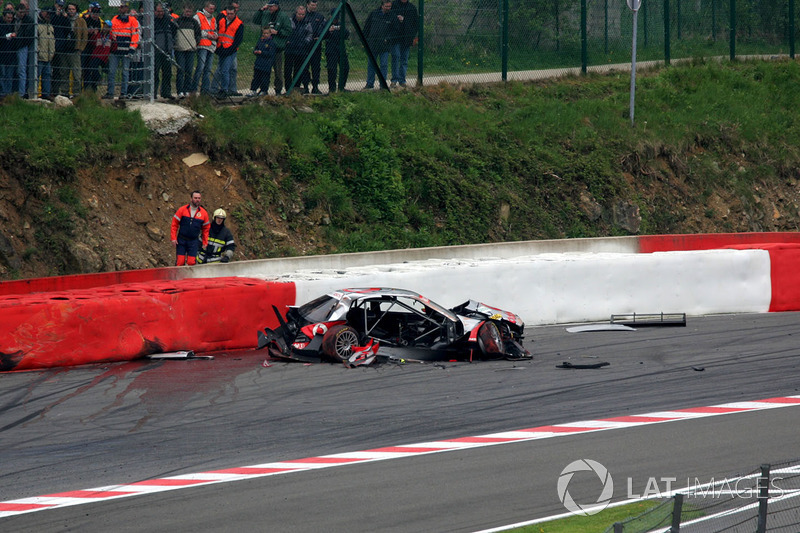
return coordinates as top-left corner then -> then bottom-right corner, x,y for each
1,59 -> 799,280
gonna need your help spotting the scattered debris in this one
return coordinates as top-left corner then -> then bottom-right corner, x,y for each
557,361 -> 610,369
147,350 -> 214,360
611,313 -> 687,327
692,366 -> 705,371
566,324 -> 636,333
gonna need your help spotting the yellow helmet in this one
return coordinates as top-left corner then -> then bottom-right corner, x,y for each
213,208 -> 227,219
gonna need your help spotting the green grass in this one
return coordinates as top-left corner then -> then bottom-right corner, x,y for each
512,500 -> 665,533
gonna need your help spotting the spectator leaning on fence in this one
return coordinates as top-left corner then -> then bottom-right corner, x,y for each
284,4 -> 311,93
324,7 -> 348,93
250,25 -> 274,95
192,1 -> 216,95
13,3 -> 33,97
363,0 -> 397,90
37,8 -> 55,99
215,0 -> 238,94
390,0 -> 417,88
252,0 -> 289,95
0,8 -> 14,98
104,0 -> 139,99
153,2 -> 175,99
173,3 -> 199,98
213,5 -> 241,97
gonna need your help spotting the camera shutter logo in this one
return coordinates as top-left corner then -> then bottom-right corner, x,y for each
557,459 -> 614,516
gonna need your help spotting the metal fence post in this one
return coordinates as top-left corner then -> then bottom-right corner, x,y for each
790,0 -> 795,59
581,0 -> 587,73
417,0 -> 424,86
729,0 -> 735,59
143,0 -> 154,102
756,463 -> 770,533
663,0 -> 671,65
501,0 -> 508,81
670,493 -> 684,532
613,522 -> 624,533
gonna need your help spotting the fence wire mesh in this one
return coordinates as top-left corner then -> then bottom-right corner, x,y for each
1,0 -> 797,100
604,458 -> 800,533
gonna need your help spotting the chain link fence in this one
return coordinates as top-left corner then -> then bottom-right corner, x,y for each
605,458 -> 800,532
2,0 -> 797,100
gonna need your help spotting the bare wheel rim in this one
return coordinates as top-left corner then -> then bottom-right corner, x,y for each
335,329 -> 360,358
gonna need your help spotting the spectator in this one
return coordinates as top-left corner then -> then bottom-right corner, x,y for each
81,2 -> 102,92
215,0 -> 238,95
251,0 -> 289,95
173,4 -> 199,98
250,25 -> 274,95
324,7 -> 348,93
37,8 -> 55,99
390,0 -> 417,88
170,190 -> 210,267
0,9 -> 14,98
13,3 -> 33,97
304,0 -> 324,94
284,5 -> 311,93
153,2 -> 175,99
104,0 -> 139,99
213,5 -> 242,97
192,0 -> 216,95
126,1 -> 143,98
63,2 -> 87,97
198,209 -> 236,263
88,21 -> 111,91
362,0 -> 396,90
50,0 -> 71,96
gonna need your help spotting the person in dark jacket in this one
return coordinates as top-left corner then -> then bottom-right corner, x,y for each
51,0 -> 72,96
390,0 -> 417,88
362,0 -> 397,90
283,5 -> 311,93
304,0 -> 324,94
0,9 -> 14,97
198,209 -> 236,263
252,0 -> 290,95
323,7 -> 348,93
82,2 -> 103,92
153,2 -> 176,98
170,190 -> 210,266
13,3 -> 34,96
250,26 -> 275,95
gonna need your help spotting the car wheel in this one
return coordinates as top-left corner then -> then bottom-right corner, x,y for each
477,322 -> 504,356
322,325 -> 360,362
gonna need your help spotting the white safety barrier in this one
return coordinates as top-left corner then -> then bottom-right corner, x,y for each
279,249 -> 772,325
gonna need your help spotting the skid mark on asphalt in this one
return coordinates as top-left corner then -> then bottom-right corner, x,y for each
2,394 -> 799,518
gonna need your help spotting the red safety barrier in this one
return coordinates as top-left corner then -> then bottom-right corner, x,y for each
724,243 -> 800,313
638,232 -> 800,253
0,277 -> 296,372
0,267 -> 187,298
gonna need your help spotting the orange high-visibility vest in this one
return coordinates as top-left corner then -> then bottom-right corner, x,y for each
217,16 -> 242,49
196,11 -> 216,47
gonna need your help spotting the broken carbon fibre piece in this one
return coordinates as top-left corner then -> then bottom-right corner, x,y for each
556,361 -> 610,369
610,312 -> 687,327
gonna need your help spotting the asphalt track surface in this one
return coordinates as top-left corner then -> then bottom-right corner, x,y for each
2,312 -> 800,532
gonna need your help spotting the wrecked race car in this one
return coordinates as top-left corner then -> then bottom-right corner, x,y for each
256,288 -> 531,366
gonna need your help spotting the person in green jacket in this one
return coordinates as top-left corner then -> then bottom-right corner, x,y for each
251,0 -> 290,95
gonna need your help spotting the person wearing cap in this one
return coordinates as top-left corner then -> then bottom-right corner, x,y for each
104,0 -> 139,99
251,0 -> 289,95
82,2 -> 102,92
171,190 -> 210,266
198,208 -> 236,264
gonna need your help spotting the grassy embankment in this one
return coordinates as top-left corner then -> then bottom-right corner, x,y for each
2,58 -> 800,275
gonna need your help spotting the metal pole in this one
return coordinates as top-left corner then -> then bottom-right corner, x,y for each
630,13 -> 637,124
604,0 -> 609,54
670,493 -> 684,532
417,0 -> 424,86
711,0 -> 716,41
337,1 -> 346,90
756,464 -> 770,533
664,0 -> 670,65
790,0 -> 795,59
501,0 -> 508,80
28,0 -> 38,99
581,0 -> 587,73
729,0 -> 735,59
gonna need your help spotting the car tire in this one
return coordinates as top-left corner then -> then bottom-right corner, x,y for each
477,322 -> 504,356
321,325 -> 360,362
